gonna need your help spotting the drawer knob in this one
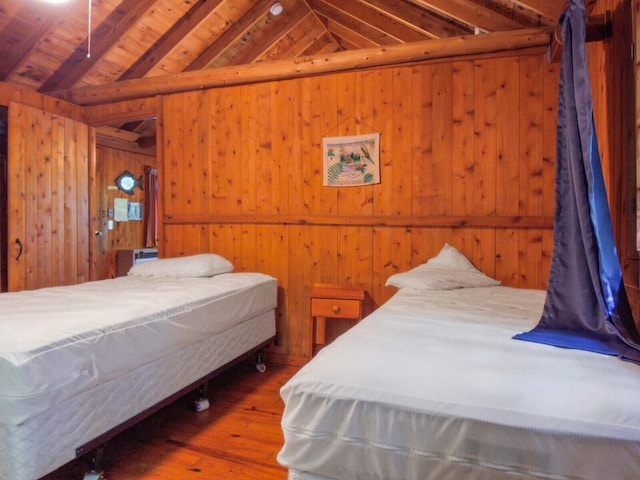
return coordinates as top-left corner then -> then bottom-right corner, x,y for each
331,305 -> 341,314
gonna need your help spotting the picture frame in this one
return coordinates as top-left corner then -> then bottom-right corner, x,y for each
322,132 -> 380,186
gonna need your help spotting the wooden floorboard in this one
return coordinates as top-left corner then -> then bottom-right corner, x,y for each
41,361 -> 299,480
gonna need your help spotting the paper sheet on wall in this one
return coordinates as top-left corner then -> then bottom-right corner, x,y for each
114,198 -> 128,222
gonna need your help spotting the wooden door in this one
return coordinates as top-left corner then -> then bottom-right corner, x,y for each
7,102 -> 91,291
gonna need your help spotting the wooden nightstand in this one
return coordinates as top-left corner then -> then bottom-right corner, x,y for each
309,283 -> 365,357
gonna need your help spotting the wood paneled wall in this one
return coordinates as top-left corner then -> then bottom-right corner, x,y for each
587,0 -> 639,322
7,102 -> 90,291
94,145 -> 156,279
159,54 -> 559,364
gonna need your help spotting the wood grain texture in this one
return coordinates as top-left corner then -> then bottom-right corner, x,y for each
159,55 -> 558,362
7,102 -> 90,290
41,360 -> 295,480
94,145 -> 155,279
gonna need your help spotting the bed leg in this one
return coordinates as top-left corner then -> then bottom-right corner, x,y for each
83,447 -> 106,480
194,381 -> 210,412
255,349 -> 267,373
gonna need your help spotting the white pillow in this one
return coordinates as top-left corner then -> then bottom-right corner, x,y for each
385,243 -> 500,290
128,253 -> 234,278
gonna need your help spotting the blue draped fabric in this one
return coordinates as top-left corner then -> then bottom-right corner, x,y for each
513,0 -> 640,363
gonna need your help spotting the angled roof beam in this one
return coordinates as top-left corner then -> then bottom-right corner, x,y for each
508,0 -> 566,22
313,0 -> 428,44
62,27 -> 553,106
359,0 -> 471,39
185,0 -> 275,71
38,0 -> 157,93
407,0 -> 524,32
0,4 -> 68,81
218,6 -> 311,66
119,0 -> 226,81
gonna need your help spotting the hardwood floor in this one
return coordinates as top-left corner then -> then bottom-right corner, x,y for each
41,361 -> 299,480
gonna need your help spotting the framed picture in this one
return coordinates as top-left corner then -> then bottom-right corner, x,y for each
128,202 -> 143,221
322,132 -> 380,186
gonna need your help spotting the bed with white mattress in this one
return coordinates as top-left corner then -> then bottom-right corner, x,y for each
0,254 -> 277,480
278,245 -> 640,480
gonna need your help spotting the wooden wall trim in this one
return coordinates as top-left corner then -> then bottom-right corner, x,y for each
83,96 -> 159,125
61,28 -> 552,106
164,213 -> 554,229
0,81 -> 84,121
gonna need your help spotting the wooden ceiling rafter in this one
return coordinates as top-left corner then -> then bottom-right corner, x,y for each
0,4 -> 71,82
38,0 -> 158,93
185,0 -> 278,71
257,15 -> 330,62
408,0 -> 525,33
0,0 -> 574,146
323,18 -> 380,49
313,1 -> 402,47
314,0 -> 427,44
118,0 -> 226,82
218,3 -> 312,67
359,0 -> 471,40
61,27 -> 553,106
506,0 -> 564,21
299,0 -> 344,51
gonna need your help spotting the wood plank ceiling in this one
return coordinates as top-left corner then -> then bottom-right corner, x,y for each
0,0 -> 568,149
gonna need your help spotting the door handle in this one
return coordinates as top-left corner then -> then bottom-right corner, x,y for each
15,238 -> 22,261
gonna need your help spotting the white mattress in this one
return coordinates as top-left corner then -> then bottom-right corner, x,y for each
0,272 -> 277,426
0,309 -> 275,480
278,286 -> 640,480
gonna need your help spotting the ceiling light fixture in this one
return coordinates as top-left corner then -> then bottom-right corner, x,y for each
270,2 -> 283,16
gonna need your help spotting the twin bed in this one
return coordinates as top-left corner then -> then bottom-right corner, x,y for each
4,245 -> 639,479
278,245 -> 640,480
0,254 -> 278,480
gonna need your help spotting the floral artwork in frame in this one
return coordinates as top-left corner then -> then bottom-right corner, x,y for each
322,132 -> 380,186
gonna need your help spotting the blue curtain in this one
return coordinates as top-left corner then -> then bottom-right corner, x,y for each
514,0 -> 640,363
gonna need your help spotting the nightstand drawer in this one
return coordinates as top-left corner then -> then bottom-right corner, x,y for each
312,298 -> 362,319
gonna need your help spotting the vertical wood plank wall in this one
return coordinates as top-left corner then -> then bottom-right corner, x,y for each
159,54 -> 559,364
587,0 -> 639,322
7,102 -> 90,291
94,145 -> 156,279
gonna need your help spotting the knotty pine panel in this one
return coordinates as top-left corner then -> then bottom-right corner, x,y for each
519,56 -> 546,217
7,103 -> 89,291
451,61 -> 476,216
160,55 -> 559,363
474,59 -> 498,216
496,57 -> 521,216
588,0 -> 638,322
94,145 -> 155,279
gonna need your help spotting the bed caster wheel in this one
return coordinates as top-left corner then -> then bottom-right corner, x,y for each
194,397 -> 210,412
256,363 -> 266,373
83,471 -> 105,480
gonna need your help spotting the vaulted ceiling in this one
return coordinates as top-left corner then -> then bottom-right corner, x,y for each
0,0 -> 578,149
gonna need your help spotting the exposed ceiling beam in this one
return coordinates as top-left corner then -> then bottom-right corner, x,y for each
218,3 -> 311,66
118,0 -> 226,81
547,11 -> 613,63
360,0 -> 471,39
314,0 -> 427,43
323,18 -> 380,48
508,0 -> 564,21
0,3 -> 69,81
61,27 -> 553,106
257,14 -> 330,61
38,0 -> 157,92
408,0 -> 524,32
186,0 -> 276,71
